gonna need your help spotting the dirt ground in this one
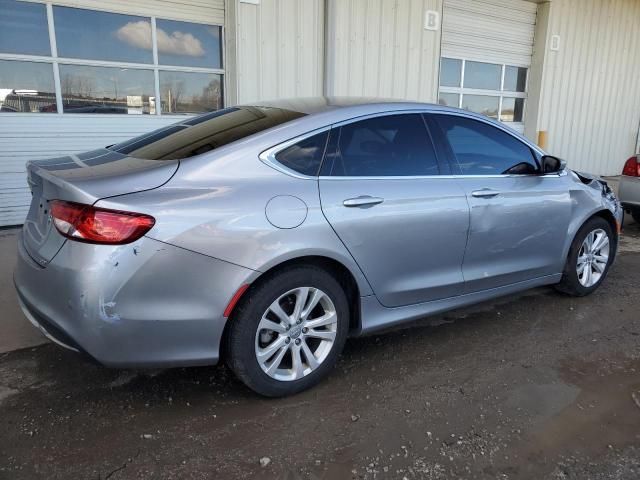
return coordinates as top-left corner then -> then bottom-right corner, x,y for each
1,222 -> 639,480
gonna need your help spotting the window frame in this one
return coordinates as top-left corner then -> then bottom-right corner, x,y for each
438,57 -> 528,128
0,1 -> 225,116
261,110 -> 557,181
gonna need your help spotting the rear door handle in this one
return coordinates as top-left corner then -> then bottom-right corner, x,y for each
343,196 -> 384,208
471,189 -> 500,198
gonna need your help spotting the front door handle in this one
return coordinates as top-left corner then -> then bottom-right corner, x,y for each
343,196 -> 384,208
471,189 -> 500,198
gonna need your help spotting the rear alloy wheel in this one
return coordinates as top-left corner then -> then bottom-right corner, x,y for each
227,266 -> 349,397
255,287 -> 338,381
556,217 -> 615,296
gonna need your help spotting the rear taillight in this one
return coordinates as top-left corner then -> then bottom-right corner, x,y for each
50,200 -> 155,245
622,156 -> 640,177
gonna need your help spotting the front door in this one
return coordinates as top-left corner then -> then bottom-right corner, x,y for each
319,113 -> 469,308
429,113 -> 572,293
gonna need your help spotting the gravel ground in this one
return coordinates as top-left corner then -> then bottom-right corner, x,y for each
1,222 -> 639,480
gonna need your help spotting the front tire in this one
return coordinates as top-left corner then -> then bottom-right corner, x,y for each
226,265 -> 349,397
555,217 -> 615,296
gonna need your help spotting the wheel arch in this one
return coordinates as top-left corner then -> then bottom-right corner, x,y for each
220,254 -> 364,361
564,208 -> 620,263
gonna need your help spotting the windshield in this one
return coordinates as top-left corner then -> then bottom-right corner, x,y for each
107,106 -> 306,160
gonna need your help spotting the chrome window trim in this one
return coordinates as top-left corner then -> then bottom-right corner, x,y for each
259,108 -> 549,180
318,171 -> 567,181
259,125 -> 333,180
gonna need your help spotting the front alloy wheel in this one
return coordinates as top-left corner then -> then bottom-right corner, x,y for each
255,287 -> 338,381
556,216 -> 615,296
576,228 -> 610,287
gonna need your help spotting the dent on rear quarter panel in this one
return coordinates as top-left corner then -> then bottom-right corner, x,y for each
16,235 -> 257,366
95,141 -> 374,297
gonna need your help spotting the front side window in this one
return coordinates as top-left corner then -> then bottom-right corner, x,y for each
275,131 -> 329,176
438,58 -> 528,126
329,114 -> 439,177
433,114 -> 537,175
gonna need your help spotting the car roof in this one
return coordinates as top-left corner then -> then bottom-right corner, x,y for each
233,96 -> 544,157
244,96 -> 448,115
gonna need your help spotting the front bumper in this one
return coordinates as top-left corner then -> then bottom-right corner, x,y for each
14,232 -> 256,368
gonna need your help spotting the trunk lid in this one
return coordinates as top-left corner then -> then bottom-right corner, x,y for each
22,148 -> 178,266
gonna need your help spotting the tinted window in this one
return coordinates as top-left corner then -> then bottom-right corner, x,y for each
0,0 -> 50,56
109,106 -> 305,160
330,114 -> 439,176
275,131 -> 329,176
434,115 -> 537,175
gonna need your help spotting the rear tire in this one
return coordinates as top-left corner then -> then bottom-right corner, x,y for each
226,265 -> 349,397
555,217 -> 614,297
631,210 -> 640,225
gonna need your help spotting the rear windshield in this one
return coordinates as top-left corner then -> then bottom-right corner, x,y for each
107,106 -> 306,160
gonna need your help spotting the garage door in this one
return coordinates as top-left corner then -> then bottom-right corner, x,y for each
438,0 -> 538,132
0,0 -> 225,227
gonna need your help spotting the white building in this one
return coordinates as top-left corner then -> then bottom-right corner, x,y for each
1,0 -> 639,226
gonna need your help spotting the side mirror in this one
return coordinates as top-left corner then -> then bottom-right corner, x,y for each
541,155 -> 566,174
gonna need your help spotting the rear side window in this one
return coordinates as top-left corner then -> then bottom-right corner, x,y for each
433,114 -> 537,175
274,131 -> 329,176
108,106 -> 305,160
329,114 -> 439,176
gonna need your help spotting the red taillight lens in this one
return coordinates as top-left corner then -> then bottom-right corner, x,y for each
50,200 -> 155,245
622,156 -> 640,177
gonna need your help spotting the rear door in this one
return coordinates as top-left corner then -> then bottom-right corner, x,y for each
429,113 -> 572,293
319,112 -> 469,308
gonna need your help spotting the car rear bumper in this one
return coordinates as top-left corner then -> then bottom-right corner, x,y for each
619,175 -> 640,210
14,232 -> 257,368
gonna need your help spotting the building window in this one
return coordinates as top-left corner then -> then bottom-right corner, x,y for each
438,58 -> 527,126
0,59 -> 57,113
159,71 -> 223,114
59,64 -> 156,114
0,0 -> 224,115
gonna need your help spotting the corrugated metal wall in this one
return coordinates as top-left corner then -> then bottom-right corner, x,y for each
326,0 -> 442,102
236,0 -> 324,104
536,0 -> 640,175
441,0 -> 537,66
0,115 -> 182,226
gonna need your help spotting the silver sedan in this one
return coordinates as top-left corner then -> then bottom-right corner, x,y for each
14,98 -> 623,396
